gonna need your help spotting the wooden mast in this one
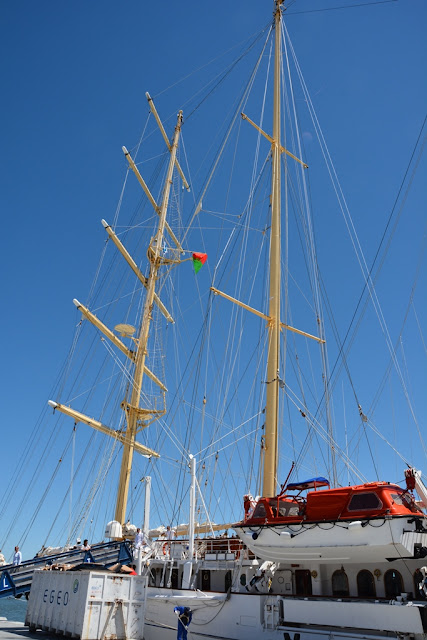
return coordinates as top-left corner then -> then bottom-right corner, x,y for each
263,0 -> 283,498
114,110 -> 185,524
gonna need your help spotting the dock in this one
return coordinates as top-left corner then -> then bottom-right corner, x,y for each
0,617 -> 54,638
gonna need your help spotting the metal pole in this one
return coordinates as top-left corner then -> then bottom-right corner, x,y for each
143,476 -> 151,541
136,548 -> 142,576
188,455 -> 196,560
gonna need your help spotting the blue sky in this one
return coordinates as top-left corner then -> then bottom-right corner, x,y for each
0,1 -> 426,562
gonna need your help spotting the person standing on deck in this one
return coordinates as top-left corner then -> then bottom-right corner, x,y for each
162,525 -> 175,557
166,525 -> 175,540
135,528 -> 145,549
13,546 -> 22,565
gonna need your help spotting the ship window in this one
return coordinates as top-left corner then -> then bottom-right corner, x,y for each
347,492 -> 382,511
252,502 -> 267,518
278,501 -> 300,517
413,569 -> 426,600
357,570 -> 376,598
391,492 -> 416,510
332,569 -> 349,597
268,500 -> 278,517
384,569 -> 403,598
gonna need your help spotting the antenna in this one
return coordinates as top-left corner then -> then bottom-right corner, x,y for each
114,324 -> 136,338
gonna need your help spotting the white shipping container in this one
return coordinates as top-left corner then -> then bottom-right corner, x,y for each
25,569 -> 147,639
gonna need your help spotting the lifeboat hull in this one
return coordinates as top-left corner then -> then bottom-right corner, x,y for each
235,516 -> 427,563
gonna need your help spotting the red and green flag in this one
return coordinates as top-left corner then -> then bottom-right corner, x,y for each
192,252 -> 207,274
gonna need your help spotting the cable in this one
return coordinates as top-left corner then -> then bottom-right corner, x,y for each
287,0 -> 398,16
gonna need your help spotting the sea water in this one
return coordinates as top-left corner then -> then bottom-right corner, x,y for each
0,596 -> 27,623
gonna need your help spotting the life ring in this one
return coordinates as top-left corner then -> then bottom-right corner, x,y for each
162,542 -> 169,555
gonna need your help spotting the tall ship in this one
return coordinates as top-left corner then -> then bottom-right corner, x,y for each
1,1 -> 426,638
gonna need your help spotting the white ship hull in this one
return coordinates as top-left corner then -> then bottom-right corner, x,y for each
144,587 -> 427,639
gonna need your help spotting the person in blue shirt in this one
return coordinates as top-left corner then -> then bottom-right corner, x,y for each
173,606 -> 192,640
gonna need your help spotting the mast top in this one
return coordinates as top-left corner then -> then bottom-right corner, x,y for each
274,0 -> 285,17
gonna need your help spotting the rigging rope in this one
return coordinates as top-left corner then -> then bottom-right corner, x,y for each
284,23 -> 426,470
69,426 -> 76,543
282,20 -> 339,484
287,0 -> 398,15
182,27 -> 273,245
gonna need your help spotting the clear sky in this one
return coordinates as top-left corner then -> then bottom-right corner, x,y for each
0,0 -> 426,562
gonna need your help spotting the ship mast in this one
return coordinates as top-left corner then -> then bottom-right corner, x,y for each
48,101 -> 187,528
211,0 -> 316,494
115,110 -> 185,523
263,0 -> 283,497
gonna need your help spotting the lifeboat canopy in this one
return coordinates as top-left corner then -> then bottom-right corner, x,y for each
285,477 -> 330,492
